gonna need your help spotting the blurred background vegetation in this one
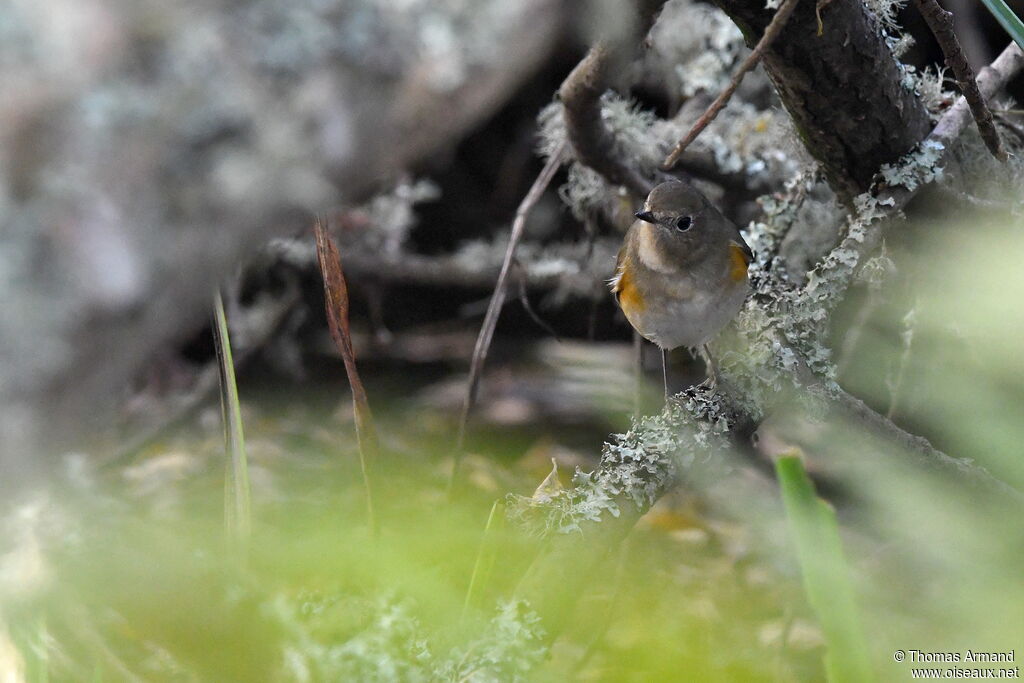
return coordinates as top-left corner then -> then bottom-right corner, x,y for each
2,0 -> 1024,681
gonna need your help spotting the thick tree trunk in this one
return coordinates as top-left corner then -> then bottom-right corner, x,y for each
711,0 -> 932,200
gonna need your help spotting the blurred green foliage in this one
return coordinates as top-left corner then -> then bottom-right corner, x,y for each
2,217 -> 1023,681
979,0 -> 1024,50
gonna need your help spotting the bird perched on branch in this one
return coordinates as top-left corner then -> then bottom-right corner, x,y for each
611,180 -> 752,396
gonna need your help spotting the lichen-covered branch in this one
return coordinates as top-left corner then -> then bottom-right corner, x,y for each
511,37 -> 1024,646
803,40 -> 1024,306
509,387 -> 745,636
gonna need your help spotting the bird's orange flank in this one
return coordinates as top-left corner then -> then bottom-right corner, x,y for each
615,265 -> 646,315
729,243 -> 750,282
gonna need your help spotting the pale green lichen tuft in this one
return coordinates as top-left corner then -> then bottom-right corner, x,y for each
506,392 -> 737,536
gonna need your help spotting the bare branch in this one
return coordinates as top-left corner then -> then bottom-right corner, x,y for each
663,0 -> 801,170
831,387 -> 1024,504
931,41 -> 1024,151
913,0 -> 1006,160
560,47 -> 652,197
449,142 -> 568,493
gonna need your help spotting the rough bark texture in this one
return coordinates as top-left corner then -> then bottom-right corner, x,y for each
711,0 -> 932,201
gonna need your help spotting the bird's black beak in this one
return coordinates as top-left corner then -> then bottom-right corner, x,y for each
634,210 -> 656,223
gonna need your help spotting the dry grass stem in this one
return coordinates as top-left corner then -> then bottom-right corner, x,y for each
314,216 -> 379,534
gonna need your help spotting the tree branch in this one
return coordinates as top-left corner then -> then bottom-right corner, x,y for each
804,41 -> 1024,302
710,0 -> 932,201
830,388 -> 1024,503
512,40 -> 1024,643
913,0 -> 1006,160
930,42 -> 1024,152
560,47 -> 653,198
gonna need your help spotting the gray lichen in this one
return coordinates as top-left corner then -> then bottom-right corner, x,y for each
274,594 -> 547,682
900,65 -> 954,117
863,0 -> 909,35
507,391 -> 737,536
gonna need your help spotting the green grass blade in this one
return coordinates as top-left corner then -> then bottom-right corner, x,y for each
19,617 -> 49,683
462,500 -> 505,617
776,454 -> 872,683
979,0 -> 1024,50
213,290 -> 251,550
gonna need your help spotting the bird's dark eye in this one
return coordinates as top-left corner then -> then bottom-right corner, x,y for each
675,216 -> 693,232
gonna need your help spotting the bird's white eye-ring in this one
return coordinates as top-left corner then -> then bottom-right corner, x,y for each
675,216 -> 693,232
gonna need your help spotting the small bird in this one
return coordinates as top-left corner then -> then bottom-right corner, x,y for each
610,180 -> 752,395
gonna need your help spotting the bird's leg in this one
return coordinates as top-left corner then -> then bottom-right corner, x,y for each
700,344 -> 718,387
633,332 -> 643,420
662,347 -> 670,400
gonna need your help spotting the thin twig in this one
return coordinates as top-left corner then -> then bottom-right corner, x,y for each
514,261 -> 561,341
449,142 -> 567,494
663,0 -> 802,169
313,216 -> 379,535
913,0 -> 1006,160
